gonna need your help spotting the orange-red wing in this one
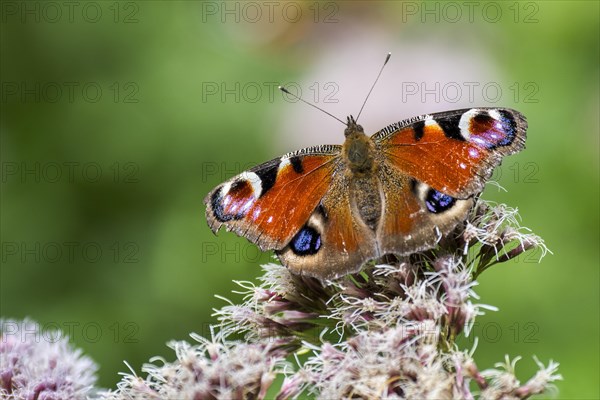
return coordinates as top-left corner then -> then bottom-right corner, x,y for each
373,108 -> 527,198
376,164 -> 474,256
277,173 -> 379,280
205,147 -> 341,250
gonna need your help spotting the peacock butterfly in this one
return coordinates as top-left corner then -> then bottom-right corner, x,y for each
204,56 -> 527,280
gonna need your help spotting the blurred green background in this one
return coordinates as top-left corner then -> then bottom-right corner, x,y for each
1,1 -> 598,398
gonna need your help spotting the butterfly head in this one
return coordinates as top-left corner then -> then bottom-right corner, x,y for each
343,115 -> 375,174
344,115 -> 364,138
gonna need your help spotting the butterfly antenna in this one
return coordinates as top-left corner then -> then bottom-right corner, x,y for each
355,52 -> 391,123
279,86 -> 346,126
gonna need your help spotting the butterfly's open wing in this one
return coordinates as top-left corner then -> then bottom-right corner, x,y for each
373,108 -> 527,198
376,164 -> 474,255
373,108 -> 526,256
276,173 -> 380,280
205,146 -> 341,251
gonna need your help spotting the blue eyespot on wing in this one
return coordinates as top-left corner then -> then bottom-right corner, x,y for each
290,226 -> 321,256
425,189 -> 456,214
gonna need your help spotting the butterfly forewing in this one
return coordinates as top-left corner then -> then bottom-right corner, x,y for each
204,146 -> 341,251
373,108 -> 527,198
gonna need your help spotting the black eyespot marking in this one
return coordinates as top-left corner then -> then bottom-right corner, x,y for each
425,189 -> 456,214
316,204 -> 328,221
290,226 -> 321,256
211,189 -> 229,222
410,178 -> 418,195
211,186 -> 245,222
437,114 -> 465,141
255,163 -> 278,197
472,111 -> 492,125
469,110 -> 518,150
289,156 -> 304,174
496,110 -> 517,147
413,120 -> 425,141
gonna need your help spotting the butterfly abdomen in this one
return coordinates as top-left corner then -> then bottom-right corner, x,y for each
350,175 -> 382,231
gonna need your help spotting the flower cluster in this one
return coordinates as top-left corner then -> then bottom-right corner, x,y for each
100,200 -> 560,399
100,328 -> 292,400
1,200 -> 561,399
0,318 -> 98,400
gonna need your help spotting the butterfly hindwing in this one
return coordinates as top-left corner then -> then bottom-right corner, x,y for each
204,146 -> 341,251
276,171 -> 380,279
376,162 -> 474,256
373,108 -> 527,198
